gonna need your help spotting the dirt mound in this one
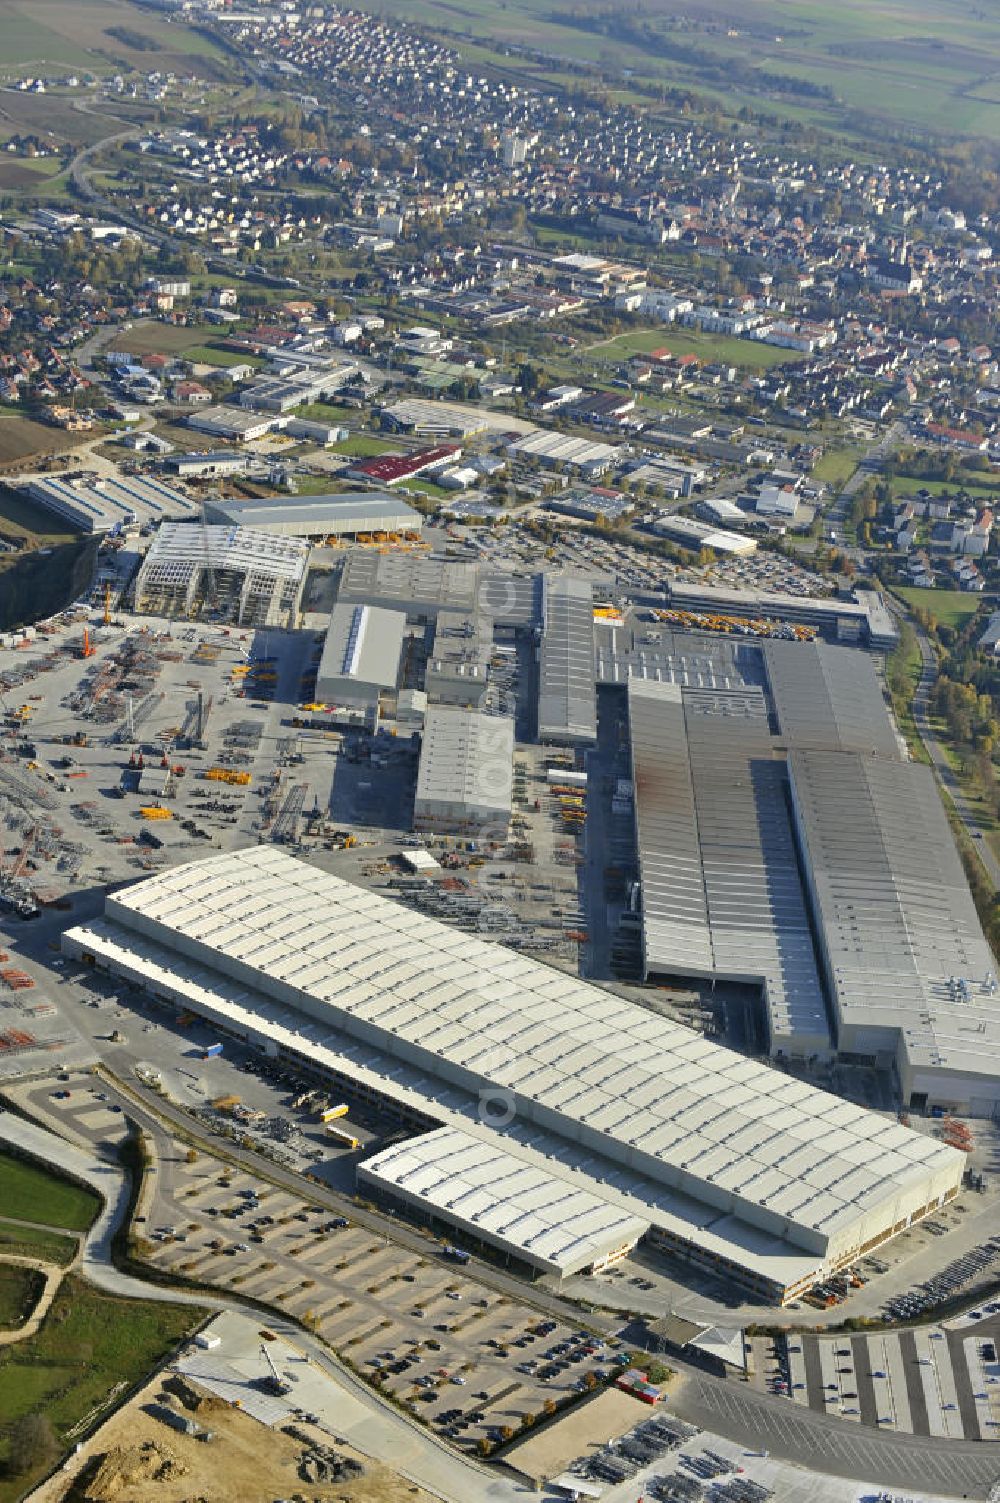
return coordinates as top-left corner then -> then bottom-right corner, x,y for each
161,1375 -> 227,1414
80,1441 -> 189,1500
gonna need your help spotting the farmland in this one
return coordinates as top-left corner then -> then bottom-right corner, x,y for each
0,0 -> 228,78
370,0 -> 1000,142
0,415 -> 96,472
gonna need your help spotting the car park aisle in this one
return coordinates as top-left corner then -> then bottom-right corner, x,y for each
914,1329 -> 963,1438
865,1336 -> 904,1431
963,1335 -> 1000,1438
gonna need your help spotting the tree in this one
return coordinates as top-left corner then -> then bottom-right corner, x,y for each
7,1414 -> 57,1477
185,1148 -> 198,1164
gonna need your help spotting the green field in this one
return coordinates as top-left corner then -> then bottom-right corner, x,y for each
370,0 -> 1000,141
108,322 -> 209,358
0,1153 -> 100,1233
0,1275 -> 204,1497
183,344 -> 265,370
894,587 -> 982,631
812,446 -> 863,489
0,1219 -> 78,1267
585,326 -> 806,371
333,433 -> 400,458
890,472 -> 1000,504
294,401 -> 362,424
0,1265 -> 43,1332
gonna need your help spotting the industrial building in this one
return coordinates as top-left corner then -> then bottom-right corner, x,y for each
507,430 -> 621,476
380,398 -> 491,439
186,406 -> 278,443
414,704 -> 514,834
652,515 -> 758,557
359,1127 -> 649,1277
537,575 -> 597,744
628,677 -> 831,1059
348,444 -> 461,487
63,848 -> 965,1300
665,581 -> 898,650
18,472 -> 196,533
131,521 -> 308,627
336,551 -> 481,618
161,451 -> 250,481
204,492 -> 422,541
790,750 -> 1000,1116
314,601 -> 407,709
425,610 -> 492,707
619,638 -> 1000,1111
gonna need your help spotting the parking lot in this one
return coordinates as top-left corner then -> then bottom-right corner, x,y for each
745,1313 -> 1000,1442
9,1066 -> 635,1459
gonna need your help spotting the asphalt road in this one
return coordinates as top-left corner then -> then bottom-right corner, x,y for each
673,1375 -> 1000,1499
49,1071 -> 1000,1499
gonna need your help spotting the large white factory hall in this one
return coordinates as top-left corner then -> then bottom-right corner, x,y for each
65,848 -> 965,1302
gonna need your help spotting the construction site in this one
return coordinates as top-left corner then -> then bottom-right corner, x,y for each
28,1314 -> 436,1503
131,522 -> 309,628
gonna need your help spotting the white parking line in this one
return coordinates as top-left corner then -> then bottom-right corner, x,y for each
815,1338 -> 859,1422
913,1329 -> 955,1437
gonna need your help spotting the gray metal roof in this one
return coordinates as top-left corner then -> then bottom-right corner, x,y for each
316,601 -> 406,698
414,705 -> 513,821
788,749 -> 1000,1087
629,678 -> 831,1054
337,551 -> 479,616
537,575 -> 597,744
765,641 -> 902,758
205,491 -> 420,535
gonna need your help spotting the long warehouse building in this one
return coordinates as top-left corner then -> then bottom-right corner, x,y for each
64,848 -> 964,1302
625,639 -> 1000,1111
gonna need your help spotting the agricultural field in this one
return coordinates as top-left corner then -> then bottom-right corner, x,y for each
183,343 -> 266,370
584,325 -> 806,371
0,89 -> 124,151
0,0 -> 228,78
372,0 -> 1000,141
107,322 -> 216,358
894,586 -> 982,631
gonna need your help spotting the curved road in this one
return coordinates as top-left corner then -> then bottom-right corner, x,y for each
0,1109 -> 525,1503
3,1102 -> 1000,1499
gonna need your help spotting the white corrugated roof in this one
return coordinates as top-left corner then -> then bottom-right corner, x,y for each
359,1126 -> 648,1275
69,850 -> 963,1270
